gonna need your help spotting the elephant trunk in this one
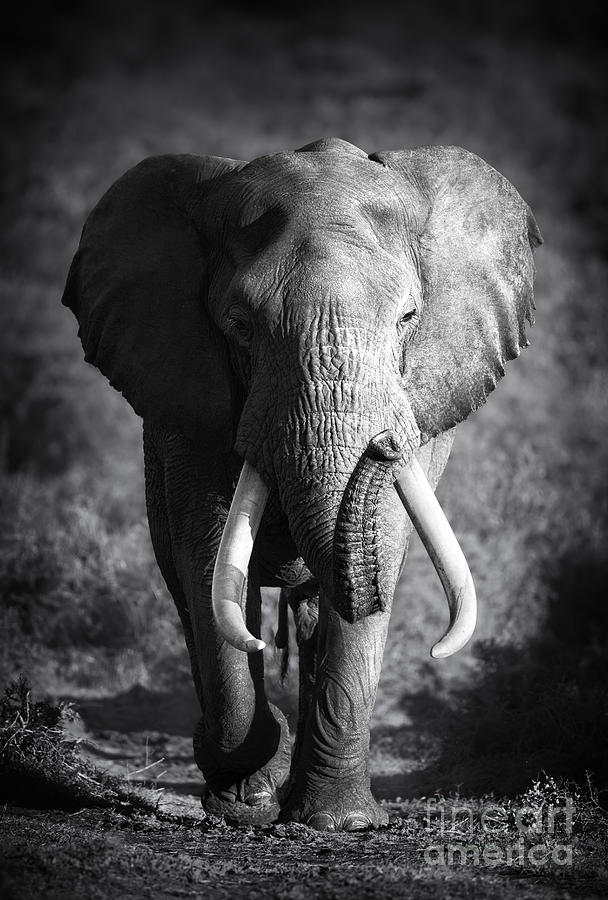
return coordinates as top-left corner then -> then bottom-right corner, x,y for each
333,429 -> 477,657
333,430 -> 406,622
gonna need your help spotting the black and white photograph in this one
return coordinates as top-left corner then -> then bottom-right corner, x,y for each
1,0 -> 606,897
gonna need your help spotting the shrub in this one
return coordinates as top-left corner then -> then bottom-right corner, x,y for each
0,676 -> 155,810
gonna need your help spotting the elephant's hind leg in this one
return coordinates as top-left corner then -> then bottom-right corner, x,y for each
282,585 -> 319,776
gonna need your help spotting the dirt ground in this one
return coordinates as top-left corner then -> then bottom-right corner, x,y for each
4,804 -> 603,900
2,685 -> 606,900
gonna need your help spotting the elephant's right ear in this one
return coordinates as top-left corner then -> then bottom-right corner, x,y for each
371,146 -> 542,439
62,154 -> 246,444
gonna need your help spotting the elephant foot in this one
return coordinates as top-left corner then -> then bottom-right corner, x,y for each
280,779 -> 389,832
195,704 -> 291,826
202,771 -> 282,825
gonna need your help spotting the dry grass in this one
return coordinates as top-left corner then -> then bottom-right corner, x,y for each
0,465 -> 185,694
0,676 -> 160,811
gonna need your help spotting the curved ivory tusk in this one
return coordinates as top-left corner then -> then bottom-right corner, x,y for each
395,456 -> 477,659
212,462 -> 269,653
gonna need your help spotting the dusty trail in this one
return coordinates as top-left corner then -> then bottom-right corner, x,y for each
3,803 -> 600,900
2,690 -> 602,899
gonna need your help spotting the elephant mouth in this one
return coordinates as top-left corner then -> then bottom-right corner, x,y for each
211,439 -> 477,660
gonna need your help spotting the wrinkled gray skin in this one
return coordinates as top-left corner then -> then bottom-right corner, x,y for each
63,138 -> 541,830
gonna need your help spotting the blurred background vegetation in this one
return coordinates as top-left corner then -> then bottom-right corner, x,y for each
1,0 -> 606,797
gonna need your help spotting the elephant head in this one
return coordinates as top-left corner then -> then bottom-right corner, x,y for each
63,138 -> 541,661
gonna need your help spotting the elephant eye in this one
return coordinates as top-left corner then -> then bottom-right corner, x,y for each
227,310 -> 253,347
398,308 -> 418,333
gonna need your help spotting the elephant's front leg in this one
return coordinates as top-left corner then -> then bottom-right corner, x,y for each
195,574 -> 291,821
281,593 -> 391,831
149,429 -> 290,821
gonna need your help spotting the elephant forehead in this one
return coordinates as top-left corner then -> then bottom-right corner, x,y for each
232,152 -> 411,233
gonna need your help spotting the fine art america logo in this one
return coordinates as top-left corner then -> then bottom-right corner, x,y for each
423,798 -> 574,868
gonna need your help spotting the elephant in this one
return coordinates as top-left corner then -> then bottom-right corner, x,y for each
62,137 -> 541,831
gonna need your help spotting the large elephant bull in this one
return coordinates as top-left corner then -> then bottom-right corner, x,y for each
62,138 -> 541,830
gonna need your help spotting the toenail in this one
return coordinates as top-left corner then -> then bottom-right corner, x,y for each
307,813 -> 336,832
244,790 -> 272,807
343,813 -> 372,832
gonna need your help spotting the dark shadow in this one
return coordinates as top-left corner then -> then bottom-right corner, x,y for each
381,542 -> 608,798
372,770 -> 439,801
65,682 -> 199,737
155,780 -> 202,797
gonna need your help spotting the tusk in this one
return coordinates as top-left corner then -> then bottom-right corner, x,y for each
395,456 -> 477,659
212,461 -> 269,653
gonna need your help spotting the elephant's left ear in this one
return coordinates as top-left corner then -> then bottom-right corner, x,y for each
371,146 -> 542,438
62,153 -> 247,445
